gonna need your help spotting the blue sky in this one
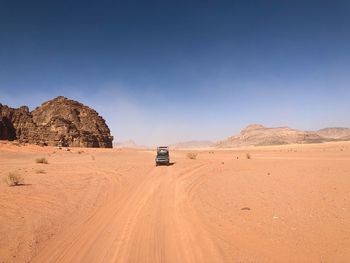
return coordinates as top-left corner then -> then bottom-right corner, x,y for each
1,0 -> 350,145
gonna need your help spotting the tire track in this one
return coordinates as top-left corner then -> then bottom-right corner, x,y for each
32,162 -> 223,263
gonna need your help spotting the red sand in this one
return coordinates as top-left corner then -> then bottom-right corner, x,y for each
0,141 -> 349,262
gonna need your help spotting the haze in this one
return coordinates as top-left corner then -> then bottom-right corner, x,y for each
1,1 -> 350,145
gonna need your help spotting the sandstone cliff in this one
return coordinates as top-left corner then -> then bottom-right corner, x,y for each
0,96 -> 113,148
0,104 -> 38,142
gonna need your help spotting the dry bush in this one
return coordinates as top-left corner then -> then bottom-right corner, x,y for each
4,172 -> 24,186
187,152 -> 197,160
36,157 -> 48,164
246,153 -> 251,159
35,169 -> 46,174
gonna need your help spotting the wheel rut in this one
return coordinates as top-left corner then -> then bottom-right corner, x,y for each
32,162 -> 223,263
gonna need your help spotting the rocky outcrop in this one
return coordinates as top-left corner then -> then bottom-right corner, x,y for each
317,127 -> 350,139
215,124 -> 326,148
31,96 -> 113,147
0,105 -> 14,140
0,97 -> 113,148
0,104 -> 38,142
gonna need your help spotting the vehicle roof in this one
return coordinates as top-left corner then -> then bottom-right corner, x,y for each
157,146 -> 169,153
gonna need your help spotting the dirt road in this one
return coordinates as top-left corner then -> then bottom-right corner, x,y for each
32,163 -> 224,263
1,142 -> 350,262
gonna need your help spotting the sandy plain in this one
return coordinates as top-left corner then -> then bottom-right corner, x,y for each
0,141 -> 349,262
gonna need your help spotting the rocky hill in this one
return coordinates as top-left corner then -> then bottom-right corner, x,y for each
316,127 -> 350,139
215,124 -> 326,148
0,96 -> 113,148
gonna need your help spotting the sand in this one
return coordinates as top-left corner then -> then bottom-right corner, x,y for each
0,141 -> 349,262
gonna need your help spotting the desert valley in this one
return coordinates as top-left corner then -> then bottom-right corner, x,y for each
1,97 -> 350,262
1,141 -> 350,262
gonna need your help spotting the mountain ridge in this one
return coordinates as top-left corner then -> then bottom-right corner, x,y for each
216,124 -> 349,148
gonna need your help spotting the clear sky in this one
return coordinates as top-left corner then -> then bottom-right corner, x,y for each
1,0 -> 349,146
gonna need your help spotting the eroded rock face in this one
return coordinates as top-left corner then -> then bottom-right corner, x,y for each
0,104 -> 37,142
317,127 -> 350,139
0,97 -> 113,148
215,124 -> 326,147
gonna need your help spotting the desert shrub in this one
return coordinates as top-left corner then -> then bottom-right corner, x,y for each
246,153 -> 251,159
187,152 -> 197,160
36,157 -> 48,164
35,169 -> 46,174
4,172 -> 24,186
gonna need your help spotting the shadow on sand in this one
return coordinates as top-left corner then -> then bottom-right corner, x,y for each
157,162 -> 176,167
9,183 -> 32,187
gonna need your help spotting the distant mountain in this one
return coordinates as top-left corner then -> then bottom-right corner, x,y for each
339,135 -> 350,141
215,124 -> 326,148
316,127 -> 350,139
113,140 -> 145,149
113,126 -> 350,149
170,140 -> 214,149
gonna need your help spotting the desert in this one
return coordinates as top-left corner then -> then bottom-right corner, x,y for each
2,1 -> 350,262
1,141 -> 349,262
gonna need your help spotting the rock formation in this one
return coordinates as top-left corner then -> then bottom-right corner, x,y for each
0,96 -> 113,148
0,104 -> 38,142
215,124 -> 326,148
316,127 -> 350,139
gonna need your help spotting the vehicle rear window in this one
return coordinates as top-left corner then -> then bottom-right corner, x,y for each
158,150 -> 168,156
